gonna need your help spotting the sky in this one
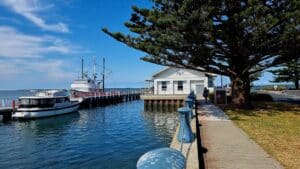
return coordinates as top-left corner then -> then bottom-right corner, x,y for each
0,0 -> 274,90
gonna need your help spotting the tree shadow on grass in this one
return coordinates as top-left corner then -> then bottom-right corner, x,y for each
254,102 -> 300,112
223,101 -> 300,118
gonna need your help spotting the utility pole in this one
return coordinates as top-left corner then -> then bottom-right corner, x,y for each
102,57 -> 105,91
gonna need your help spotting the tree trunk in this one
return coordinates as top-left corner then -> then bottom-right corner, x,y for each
230,75 -> 252,108
295,79 -> 299,90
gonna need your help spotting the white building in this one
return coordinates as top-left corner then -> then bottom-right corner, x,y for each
148,67 -> 215,96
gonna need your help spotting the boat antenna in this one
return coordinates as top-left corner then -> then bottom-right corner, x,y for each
81,58 -> 84,80
102,57 -> 105,91
93,56 -> 97,81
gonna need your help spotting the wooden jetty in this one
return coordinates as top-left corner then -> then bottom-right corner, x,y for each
0,107 -> 16,122
141,94 -> 188,107
72,91 -> 141,108
0,91 -> 141,122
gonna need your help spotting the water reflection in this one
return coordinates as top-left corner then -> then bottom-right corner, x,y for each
143,106 -> 179,144
14,112 -> 80,136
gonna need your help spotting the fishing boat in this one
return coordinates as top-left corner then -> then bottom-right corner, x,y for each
71,58 -> 105,98
12,90 -> 80,119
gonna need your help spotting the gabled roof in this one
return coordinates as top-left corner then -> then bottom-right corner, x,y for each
152,67 -> 171,78
151,67 -> 217,78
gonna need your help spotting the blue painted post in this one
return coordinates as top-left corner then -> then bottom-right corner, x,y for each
185,98 -> 194,119
188,92 -> 196,105
177,107 -> 194,143
137,148 -> 185,169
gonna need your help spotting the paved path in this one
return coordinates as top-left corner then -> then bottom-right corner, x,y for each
198,102 -> 283,169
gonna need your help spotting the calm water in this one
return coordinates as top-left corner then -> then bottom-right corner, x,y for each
0,99 -> 178,169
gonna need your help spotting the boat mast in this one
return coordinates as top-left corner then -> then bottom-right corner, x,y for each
81,58 -> 84,80
93,56 -> 97,81
102,57 -> 105,91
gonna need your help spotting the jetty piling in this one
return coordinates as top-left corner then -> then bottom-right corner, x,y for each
72,91 -> 141,108
0,98 -> 17,122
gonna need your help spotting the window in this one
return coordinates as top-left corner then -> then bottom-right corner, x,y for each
177,81 -> 183,91
56,98 -> 64,103
19,98 -> 55,108
161,81 -> 167,91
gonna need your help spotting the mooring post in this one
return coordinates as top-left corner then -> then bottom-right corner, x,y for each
177,107 -> 194,143
185,98 -> 194,119
137,148 -> 185,169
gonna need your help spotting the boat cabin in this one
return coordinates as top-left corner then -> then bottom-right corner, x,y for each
18,97 -> 70,108
18,90 -> 70,108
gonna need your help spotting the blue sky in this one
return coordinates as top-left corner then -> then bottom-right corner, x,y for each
0,0 -> 273,90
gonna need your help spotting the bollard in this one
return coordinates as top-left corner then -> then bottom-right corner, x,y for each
137,148 -> 185,169
177,107 -> 194,143
185,98 -> 194,119
188,92 -> 196,105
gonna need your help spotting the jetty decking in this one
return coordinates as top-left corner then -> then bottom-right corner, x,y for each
0,107 -> 16,122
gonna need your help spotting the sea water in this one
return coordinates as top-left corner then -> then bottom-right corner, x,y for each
0,90 -> 178,169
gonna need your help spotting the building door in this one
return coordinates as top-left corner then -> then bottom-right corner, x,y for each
195,84 -> 204,95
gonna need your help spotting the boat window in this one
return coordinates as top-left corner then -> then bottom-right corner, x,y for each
56,98 -> 64,103
20,99 -> 30,105
30,99 -> 39,106
19,98 -> 55,108
41,99 -> 55,105
64,97 -> 70,102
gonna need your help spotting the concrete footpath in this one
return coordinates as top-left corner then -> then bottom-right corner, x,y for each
198,102 -> 283,169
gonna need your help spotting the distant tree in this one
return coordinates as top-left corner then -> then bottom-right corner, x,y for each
269,59 -> 300,89
103,0 -> 300,107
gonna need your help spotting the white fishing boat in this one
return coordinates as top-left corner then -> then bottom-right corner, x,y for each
71,58 -> 104,98
71,78 -> 100,93
12,90 -> 80,119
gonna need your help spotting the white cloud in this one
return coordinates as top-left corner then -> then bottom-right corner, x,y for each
0,0 -> 69,33
0,26 -> 74,58
0,58 -> 75,82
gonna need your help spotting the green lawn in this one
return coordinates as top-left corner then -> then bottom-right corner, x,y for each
223,102 -> 300,169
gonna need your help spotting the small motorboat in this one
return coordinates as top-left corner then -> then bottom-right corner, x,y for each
13,90 -> 80,119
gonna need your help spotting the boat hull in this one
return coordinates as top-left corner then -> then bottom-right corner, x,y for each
13,104 -> 80,119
